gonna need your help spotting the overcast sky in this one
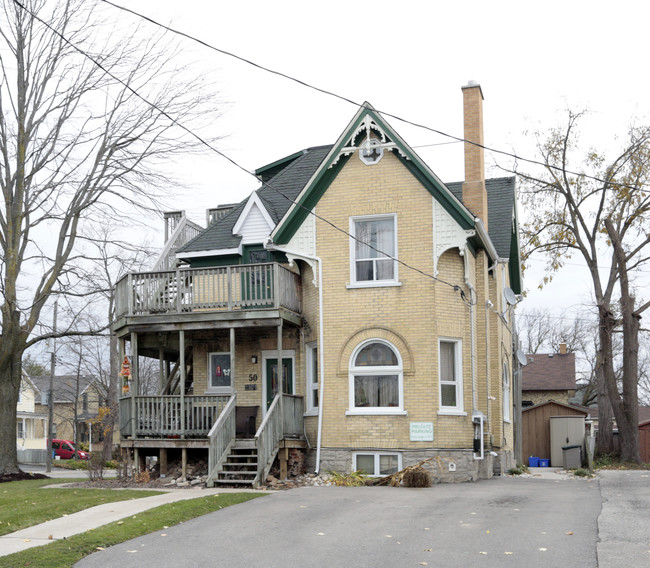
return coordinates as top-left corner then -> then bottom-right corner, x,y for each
117,0 -> 649,330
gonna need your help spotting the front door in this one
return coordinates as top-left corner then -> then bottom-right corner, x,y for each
265,357 -> 293,409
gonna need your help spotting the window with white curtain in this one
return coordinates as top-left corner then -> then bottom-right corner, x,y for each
349,340 -> 403,413
439,339 -> 464,414
350,215 -> 397,285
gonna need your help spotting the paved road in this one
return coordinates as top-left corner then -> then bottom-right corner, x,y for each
597,470 -> 650,567
73,472 -> 624,568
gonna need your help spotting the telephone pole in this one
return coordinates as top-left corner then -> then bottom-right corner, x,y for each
45,301 -> 57,473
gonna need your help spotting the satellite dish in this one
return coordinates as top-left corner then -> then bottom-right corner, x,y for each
516,350 -> 528,366
504,287 -> 518,306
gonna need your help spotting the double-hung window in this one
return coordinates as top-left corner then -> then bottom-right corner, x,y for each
350,215 -> 397,285
439,339 -> 464,414
349,340 -> 403,413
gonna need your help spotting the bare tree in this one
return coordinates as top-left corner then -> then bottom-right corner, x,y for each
0,0 -> 221,475
513,111 -> 650,462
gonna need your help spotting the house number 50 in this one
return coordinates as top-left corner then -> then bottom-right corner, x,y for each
248,374 -> 258,382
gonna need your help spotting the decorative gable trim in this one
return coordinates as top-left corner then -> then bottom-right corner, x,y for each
432,199 -> 476,276
232,192 -> 275,243
272,103 -> 475,246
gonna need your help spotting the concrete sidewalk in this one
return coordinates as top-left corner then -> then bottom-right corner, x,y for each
0,476 -> 258,558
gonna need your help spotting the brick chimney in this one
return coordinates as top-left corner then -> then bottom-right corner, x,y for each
559,343 -> 567,355
462,81 -> 488,229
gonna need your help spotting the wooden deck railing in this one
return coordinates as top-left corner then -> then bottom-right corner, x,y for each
254,394 -> 304,484
115,263 -> 301,319
206,394 -> 237,485
119,395 -> 230,438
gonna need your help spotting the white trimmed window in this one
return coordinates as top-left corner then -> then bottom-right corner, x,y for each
439,339 -> 464,414
354,452 -> 401,477
208,352 -> 232,394
306,343 -> 319,414
503,361 -> 511,422
349,340 -> 403,413
350,215 -> 398,286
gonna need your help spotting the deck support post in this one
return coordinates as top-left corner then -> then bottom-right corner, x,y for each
279,447 -> 289,480
160,448 -> 168,477
277,322 -> 283,396
159,346 -> 166,394
134,447 -> 140,474
130,333 -> 138,438
181,447 -> 187,481
180,330 -> 185,439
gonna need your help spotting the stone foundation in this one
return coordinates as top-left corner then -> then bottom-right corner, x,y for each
313,448 -> 514,483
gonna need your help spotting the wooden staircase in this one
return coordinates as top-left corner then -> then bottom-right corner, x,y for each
212,439 -> 259,486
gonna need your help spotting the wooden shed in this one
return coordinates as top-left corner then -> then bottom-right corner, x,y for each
522,401 -> 589,464
639,420 -> 650,464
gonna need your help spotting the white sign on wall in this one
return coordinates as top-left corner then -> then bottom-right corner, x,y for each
410,422 -> 434,442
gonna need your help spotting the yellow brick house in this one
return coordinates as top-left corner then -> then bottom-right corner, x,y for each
113,83 -> 522,484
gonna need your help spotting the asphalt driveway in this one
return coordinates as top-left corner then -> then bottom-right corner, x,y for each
73,471 -> 624,568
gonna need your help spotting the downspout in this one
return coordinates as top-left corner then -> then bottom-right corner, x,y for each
265,241 -> 325,474
462,251 -> 477,413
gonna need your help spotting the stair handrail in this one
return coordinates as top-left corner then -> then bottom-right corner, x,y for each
254,394 -> 283,486
206,393 -> 237,486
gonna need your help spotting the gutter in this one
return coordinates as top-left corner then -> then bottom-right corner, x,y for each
264,241 -> 325,475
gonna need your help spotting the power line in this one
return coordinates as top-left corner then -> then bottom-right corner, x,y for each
101,0 -> 648,194
12,0 -> 473,305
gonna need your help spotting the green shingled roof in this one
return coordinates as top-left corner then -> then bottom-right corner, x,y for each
177,145 -> 332,255
175,117 -> 520,292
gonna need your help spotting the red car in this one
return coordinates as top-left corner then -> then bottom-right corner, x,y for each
51,439 -> 89,460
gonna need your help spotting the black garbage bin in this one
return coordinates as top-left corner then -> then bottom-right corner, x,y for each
562,444 -> 582,469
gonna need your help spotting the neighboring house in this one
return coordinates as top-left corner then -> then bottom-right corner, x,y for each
521,344 -> 576,407
113,83 -> 523,485
16,370 -> 48,451
32,374 -> 105,452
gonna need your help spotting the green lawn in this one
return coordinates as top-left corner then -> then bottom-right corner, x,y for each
0,478 -> 266,567
0,478 -> 162,536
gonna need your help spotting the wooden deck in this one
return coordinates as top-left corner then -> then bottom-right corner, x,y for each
115,263 -> 301,320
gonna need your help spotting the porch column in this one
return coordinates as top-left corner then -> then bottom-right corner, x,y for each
130,333 -> 139,439
277,322 -> 283,397
180,330 -> 185,439
159,346 -> 166,394
230,327 -> 235,394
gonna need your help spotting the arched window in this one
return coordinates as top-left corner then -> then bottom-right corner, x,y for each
349,340 -> 403,412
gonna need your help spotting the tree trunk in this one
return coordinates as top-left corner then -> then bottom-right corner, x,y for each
0,345 -> 23,476
605,219 -> 641,463
595,352 -> 615,455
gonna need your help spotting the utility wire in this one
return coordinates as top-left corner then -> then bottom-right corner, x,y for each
101,0 -> 648,193
12,0 -> 474,305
